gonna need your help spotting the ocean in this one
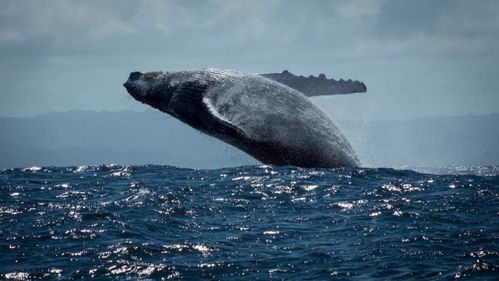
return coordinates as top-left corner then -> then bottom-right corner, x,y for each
0,165 -> 497,280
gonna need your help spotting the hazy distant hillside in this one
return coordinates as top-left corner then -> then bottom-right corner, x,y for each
0,110 -> 255,169
1,110 -> 498,169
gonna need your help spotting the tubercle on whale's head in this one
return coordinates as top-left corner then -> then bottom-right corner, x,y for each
123,71 -> 178,112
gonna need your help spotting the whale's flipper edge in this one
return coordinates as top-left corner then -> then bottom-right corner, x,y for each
260,70 -> 367,97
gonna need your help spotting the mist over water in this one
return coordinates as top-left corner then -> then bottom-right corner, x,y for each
1,164 -> 497,280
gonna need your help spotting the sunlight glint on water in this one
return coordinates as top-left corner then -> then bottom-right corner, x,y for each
0,165 -> 497,280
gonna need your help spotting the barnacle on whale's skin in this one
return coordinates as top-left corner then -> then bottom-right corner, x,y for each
144,72 -> 162,79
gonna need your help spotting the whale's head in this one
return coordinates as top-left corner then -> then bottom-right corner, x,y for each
124,69 -> 228,135
124,69 -> 244,140
124,69 -> 244,113
123,71 -> 183,111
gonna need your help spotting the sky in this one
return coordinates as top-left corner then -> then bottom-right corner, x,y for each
1,0 -> 498,120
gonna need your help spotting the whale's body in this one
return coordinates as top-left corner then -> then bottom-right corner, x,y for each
124,68 -> 361,168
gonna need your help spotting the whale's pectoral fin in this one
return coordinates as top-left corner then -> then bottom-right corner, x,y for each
167,82 -> 246,141
201,96 -> 248,141
260,70 -> 367,97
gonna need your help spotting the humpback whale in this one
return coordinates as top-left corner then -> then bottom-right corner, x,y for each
124,69 -> 365,168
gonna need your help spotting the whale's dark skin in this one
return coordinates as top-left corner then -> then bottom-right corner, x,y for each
124,68 -> 361,168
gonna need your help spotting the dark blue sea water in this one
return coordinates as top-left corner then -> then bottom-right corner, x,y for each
0,165 -> 498,280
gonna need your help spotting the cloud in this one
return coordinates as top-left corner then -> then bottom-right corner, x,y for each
2,0 -> 497,58
336,0 -> 386,19
0,0 -> 498,118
